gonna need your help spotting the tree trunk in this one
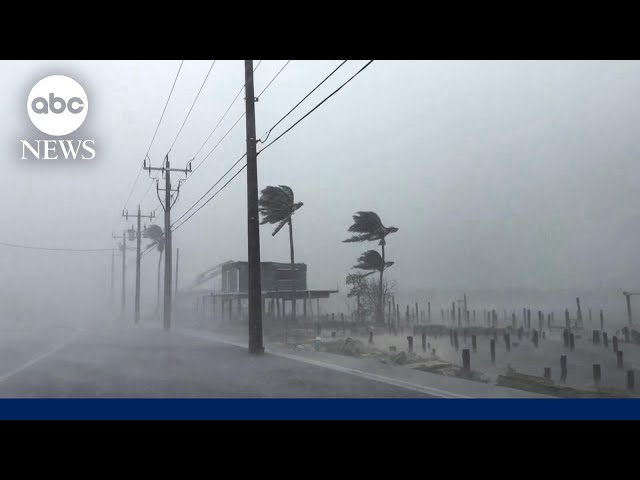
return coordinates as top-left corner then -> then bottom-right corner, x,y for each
288,219 -> 297,323
378,241 -> 385,325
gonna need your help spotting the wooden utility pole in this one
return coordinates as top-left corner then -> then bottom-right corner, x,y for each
113,230 -> 126,316
175,247 -> 180,298
245,59 -> 264,354
144,154 -> 191,331
123,205 -> 155,324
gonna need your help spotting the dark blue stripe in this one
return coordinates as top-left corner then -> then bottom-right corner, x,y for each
0,399 -> 638,420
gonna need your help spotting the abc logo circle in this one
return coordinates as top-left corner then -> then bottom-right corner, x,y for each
27,75 -> 88,136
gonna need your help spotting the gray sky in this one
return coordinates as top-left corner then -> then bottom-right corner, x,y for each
1,60 -> 640,316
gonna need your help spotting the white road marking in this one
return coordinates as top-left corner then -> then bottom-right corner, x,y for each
178,329 -> 471,399
0,329 -> 85,384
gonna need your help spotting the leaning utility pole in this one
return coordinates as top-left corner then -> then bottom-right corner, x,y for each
123,205 -> 155,324
245,59 -> 264,354
144,154 -> 190,331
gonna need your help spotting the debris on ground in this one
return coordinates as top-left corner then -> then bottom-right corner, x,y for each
496,368 -> 635,398
320,337 -> 367,356
413,361 -> 490,383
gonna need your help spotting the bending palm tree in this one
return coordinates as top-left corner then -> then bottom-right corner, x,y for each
259,185 -> 303,323
143,224 -> 165,313
344,212 -> 398,324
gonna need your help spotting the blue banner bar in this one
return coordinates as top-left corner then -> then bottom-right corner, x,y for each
0,399 -> 638,420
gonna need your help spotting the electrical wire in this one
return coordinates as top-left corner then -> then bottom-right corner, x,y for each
258,60 -> 347,144
190,60 -> 263,163
126,60 -> 184,209
259,60 -> 373,154
170,61 -> 373,232
0,240 -> 114,252
167,60 -> 217,154
256,60 -> 290,99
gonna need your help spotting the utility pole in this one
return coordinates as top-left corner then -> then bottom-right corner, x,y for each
245,59 -> 264,354
144,154 -> 191,331
175,247 -> 180,298
123,205 -> 155,324
112,231 -> 126,317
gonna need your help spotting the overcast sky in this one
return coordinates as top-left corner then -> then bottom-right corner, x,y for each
1,60 -> 640,316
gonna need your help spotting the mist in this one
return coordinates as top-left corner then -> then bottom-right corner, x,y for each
0,60 -> 639,399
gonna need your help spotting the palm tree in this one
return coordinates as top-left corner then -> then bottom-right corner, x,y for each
143,224 -> 164,311
259,185 -> 303,323
344,212 -> 398,324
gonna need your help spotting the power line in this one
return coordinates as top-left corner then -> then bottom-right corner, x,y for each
183,59 -> 288,185
0,240 -> 114,252
168,60 -> 217,154
259,60 -> 373,154
145,60 -> 185,160
190,60 -> 263,164
258,60 -> 347,144
172,152 -> 247,227
256,60 -> 290,99
126,60 -> 185,210
170,60 -> 374,232
172,160 -> 247,232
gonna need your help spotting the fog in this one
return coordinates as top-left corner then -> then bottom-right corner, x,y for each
0,60 -> 639,398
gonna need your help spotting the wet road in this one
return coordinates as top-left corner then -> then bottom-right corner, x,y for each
0,322 -> 434,398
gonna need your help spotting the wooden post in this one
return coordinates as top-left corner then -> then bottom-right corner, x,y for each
533,329 -> 539,348
627,370 -> 635,391
428,302 -> 431,323
613,335 -> 618,353
617,350 -> 623,369
421,333 -> 426,352
369,331 -> 373,344
593,330 -> 600,345
589,308 -> 592,324
407,335 -> 413,353
560,355 -> 567,382
453,330 -> 459,351
505,333 -> 511,352
544,367 -> 551,379
472,335 -> 477,352
331,331 -> 336,338
603,332 -> 608,349
512,313 -> 516,329
563,329 -> 569,347
593,364 -> 601,384
473,309 -> 475,324
527,309 -> 531,330
538,311 -> 543,333
623,326 -> 630,343
462,349 -> 470,372
600,309 -> 604,331
490,339 -> 495,363
569,333 -> 575,351
576,297 -> 582,326
565,309 -> 570,330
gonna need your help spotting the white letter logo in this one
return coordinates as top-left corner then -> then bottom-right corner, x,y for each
27,75 -> 88,136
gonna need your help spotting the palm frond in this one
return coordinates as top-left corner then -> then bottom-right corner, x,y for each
352,250 -> 387,273
258,185 -> 303,236
344,211 -> 398,243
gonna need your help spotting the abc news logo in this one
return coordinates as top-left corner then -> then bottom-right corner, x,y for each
21,75 -> 95,160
